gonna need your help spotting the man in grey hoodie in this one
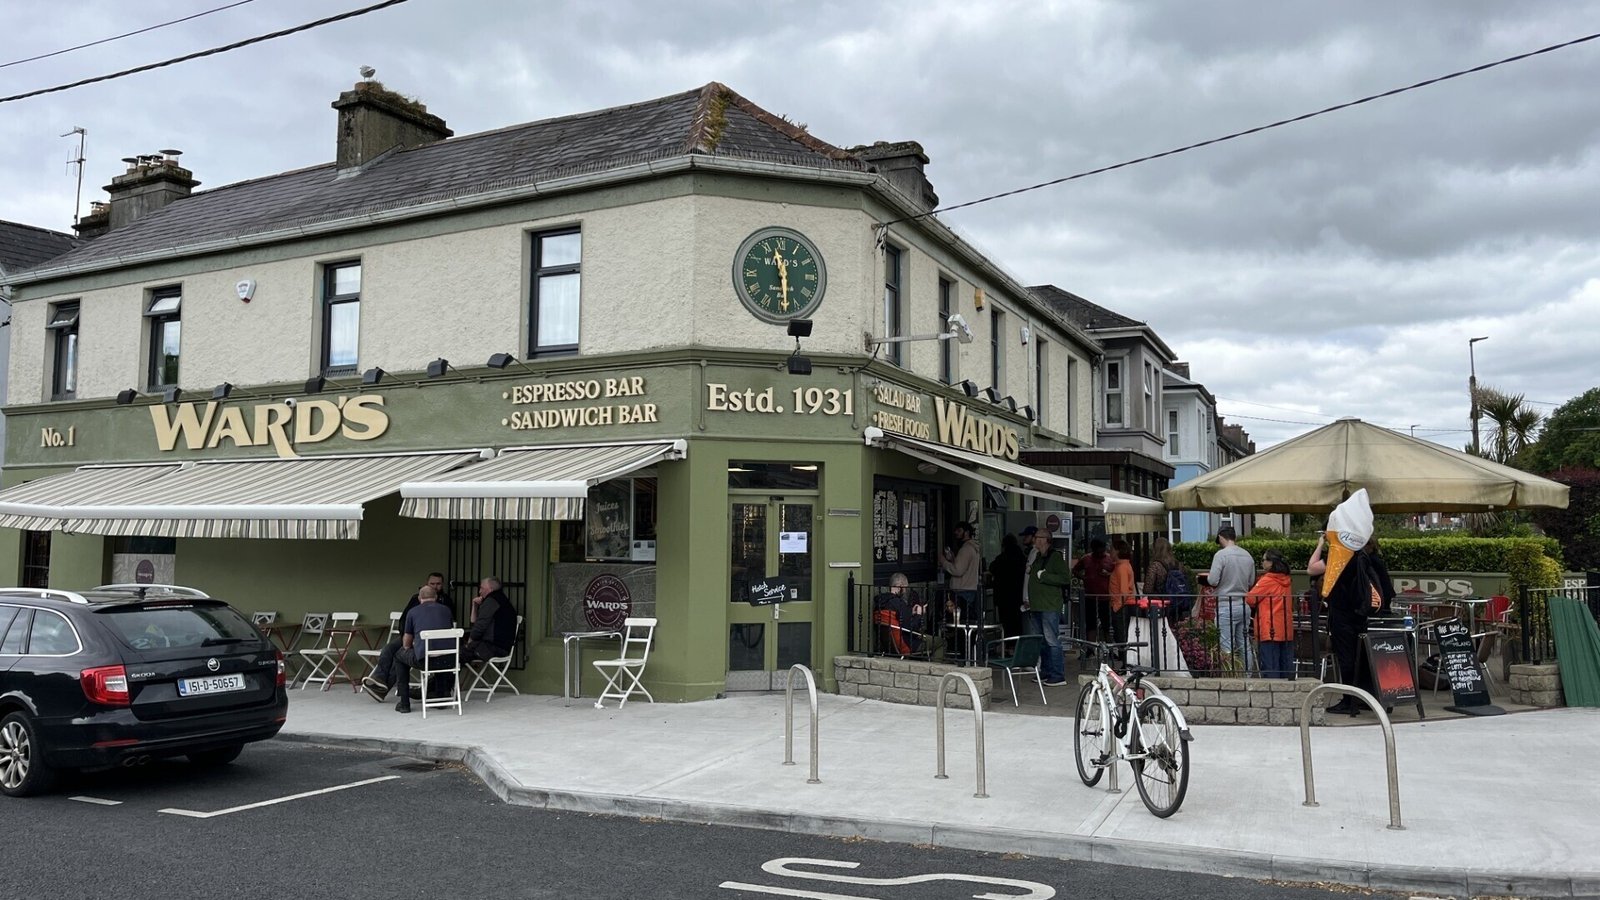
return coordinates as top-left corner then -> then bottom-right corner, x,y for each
1209,525 -> 1256,670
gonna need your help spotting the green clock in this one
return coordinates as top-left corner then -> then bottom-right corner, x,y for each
732,227 -> 827,324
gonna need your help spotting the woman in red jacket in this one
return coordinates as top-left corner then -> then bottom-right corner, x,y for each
1245,549 -> 1295,679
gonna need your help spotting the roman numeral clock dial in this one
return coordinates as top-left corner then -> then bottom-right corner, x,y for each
732,227 -> 828,324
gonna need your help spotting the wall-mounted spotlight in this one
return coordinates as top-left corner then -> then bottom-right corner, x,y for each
1020,404 -> 1036,421
162,386 -> 183,404
212,382 -> 235,401
982,387 -> 1000,403
958,380 -> 979,398
786,318 -> 814,376
1001,396 -> 1018,412
426,358 -> 451,379
486,352 -> 534,372
362,367 -> 387,386
115,388 -> 141,405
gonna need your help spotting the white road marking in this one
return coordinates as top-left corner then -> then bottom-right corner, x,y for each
721,857 -> 1055,900
157,775 -> 400,818
68,796 -> 122,806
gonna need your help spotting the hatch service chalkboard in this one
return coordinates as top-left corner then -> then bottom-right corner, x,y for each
1363,631 -> 1423,717
748,580 -> 789,606
1435,618 -> 1504,715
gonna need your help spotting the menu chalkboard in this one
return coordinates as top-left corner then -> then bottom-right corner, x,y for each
1363,632 -> 1423,717
1435,618 -> 1503,715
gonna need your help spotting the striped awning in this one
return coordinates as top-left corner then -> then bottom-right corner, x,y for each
863,427 -> 1168,528
0,450 -> 485,540
399,439 -> 688,521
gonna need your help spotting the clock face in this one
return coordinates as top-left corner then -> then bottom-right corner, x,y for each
732,227 -> 827,324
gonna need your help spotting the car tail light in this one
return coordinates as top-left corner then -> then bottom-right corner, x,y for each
81,664 -> 132,707
275,650 -> 286,687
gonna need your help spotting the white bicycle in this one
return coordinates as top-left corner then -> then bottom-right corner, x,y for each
1069,638 -> 1194,817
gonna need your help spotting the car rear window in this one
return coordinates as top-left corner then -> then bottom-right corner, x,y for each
100,603 -> 263,651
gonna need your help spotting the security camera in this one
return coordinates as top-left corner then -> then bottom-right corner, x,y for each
283,397 -> 298,409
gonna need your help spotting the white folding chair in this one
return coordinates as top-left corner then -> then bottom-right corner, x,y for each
466,615 -> 523,703
299,612 -> 358,691
593,617 -> 656,709
356,611 -> 403,682
250,611 -> 277,630
285,612 -> 328,683
418,627 -> 464,718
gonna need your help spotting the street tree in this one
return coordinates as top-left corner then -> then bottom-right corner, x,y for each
1523,387 -> 1600,473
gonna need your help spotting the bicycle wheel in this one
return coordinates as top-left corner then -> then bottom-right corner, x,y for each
1132,696 -> 1190,817
1073,682 -> 1109,787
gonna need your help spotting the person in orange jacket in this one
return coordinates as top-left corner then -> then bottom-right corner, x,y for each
1246,549 -> 1295,679
1107,538 -> 1137,643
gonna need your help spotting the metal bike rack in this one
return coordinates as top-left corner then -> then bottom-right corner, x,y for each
934,671 -> 987,799
1299,684 -> 1404,830
783,664 -> 820,784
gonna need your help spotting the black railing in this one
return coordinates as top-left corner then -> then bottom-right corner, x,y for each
1520,582 -> 1600,665
846,574 -> 996,662
1074,591 -> 1328,681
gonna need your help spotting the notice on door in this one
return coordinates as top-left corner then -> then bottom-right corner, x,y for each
779,531 -> 808,554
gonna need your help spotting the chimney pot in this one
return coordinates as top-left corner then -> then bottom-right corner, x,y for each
849,140 -> 939,209
332,80 -> 451,170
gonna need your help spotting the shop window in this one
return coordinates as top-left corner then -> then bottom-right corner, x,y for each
871,481 -> 936,569
727,462 -> 819,491
145,286 -> 182,389
20,531 -> 50,588
110,536 -> 177,585
321,260 -> 361,374
530,228 -> 581,356
47,301 -> 80,400
557,477 -> 657,562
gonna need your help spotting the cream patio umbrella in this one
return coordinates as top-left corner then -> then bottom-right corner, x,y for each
1163,417 -> 1570,513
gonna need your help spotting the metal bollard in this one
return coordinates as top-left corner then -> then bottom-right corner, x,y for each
1299,683 -> 1404,830
783,664 -> 820,784
934,671 -> 987,798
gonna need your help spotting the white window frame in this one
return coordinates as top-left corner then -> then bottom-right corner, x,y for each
1104,357 -> 1125,426
1167,409 -> 1180,458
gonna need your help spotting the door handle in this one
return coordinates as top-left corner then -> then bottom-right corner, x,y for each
773,603 -> 783,621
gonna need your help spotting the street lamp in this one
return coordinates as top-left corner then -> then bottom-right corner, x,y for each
1409,424 -> 1421,437
1468,336 -> 1489,455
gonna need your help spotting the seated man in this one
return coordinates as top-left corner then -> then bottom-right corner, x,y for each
464,576 -> 517,664
386,585 -> 455,714
873,573 -> 942,660
364,571 -> 449,702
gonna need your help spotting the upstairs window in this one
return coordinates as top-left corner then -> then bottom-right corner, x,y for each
146,286 -> 182,389
937,277 -> 954,384
1104,359 -> 1124,426
1143,361 -> 1157,429
883,246 -> 903,366
1034,338 -> 1048,428
1167,409 -> 1181,457
531,228 -> 581,355
47,301 -> 80,400
990,307 -> 1005,394
322,261 -> 361,373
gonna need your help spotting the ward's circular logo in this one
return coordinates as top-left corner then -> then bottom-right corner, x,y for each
583,575 -> 632,631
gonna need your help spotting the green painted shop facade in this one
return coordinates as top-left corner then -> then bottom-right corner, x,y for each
0,350 -> 1088,700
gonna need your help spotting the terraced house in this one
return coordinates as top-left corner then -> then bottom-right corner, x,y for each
0,80 -> 1165,699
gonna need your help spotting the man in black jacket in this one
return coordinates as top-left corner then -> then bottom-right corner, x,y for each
363,571 -> 452,702
465,576 -> 518,663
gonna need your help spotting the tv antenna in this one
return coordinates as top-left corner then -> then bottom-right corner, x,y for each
62,126 -> 87,224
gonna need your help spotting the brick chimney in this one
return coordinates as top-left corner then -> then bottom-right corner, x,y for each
102,151 -> 198,232
1169,361 -> 1191,379
850,140 -> 939,209
72,201 -> 111,240
332,81 -> 452,170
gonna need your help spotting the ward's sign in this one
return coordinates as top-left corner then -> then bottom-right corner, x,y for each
1435,618 -> 1504,716
747,580 -> 789,606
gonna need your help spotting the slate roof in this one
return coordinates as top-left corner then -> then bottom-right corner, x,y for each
0,220 -> 78,274
1028,283 -> 1145,331
36,83 -> 863,274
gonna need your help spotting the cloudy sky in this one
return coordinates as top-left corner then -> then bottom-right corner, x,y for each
3,0 -> 1596,447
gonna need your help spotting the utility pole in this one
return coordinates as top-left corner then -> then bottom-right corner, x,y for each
1468,336 -> 1489,456
61,127 -> 87,224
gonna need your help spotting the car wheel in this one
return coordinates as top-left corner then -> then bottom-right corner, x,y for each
187,745 -> 244,767
0,711 -> 57,797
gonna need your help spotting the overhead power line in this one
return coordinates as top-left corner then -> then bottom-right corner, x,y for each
0,0 -> 257,71
0,0 -> 411,105
885,29 -> 1600,226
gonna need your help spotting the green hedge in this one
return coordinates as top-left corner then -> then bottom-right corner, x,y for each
1174,536 -> 1564,597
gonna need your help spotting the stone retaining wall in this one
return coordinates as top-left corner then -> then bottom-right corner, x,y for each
1508,663 -> 1564,707
1077,674 -> 1328,726
834,655 -> 993,708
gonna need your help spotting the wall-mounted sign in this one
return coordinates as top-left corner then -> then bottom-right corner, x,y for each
502,377 -> 657,431
704,383 -> 853,417
151,395 -> 388,458
582,574 -> 633,630
39,425 -> 78,448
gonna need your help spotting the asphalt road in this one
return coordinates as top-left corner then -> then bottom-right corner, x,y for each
0,742 -> 1392,900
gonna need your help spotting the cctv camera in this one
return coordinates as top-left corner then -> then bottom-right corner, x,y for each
283,397 -> 298,408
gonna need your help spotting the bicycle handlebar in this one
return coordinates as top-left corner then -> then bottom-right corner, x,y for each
1066,637 -> 1148,652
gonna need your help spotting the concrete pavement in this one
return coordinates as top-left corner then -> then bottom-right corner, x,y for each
278,686 -> 1600,898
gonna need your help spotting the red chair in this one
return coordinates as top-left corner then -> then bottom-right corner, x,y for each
1485,595 -> 1512,623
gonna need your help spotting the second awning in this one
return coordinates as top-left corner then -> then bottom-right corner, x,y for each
399,439 -> 688,520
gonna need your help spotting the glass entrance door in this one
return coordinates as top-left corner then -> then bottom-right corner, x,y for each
726,498 -> 816,691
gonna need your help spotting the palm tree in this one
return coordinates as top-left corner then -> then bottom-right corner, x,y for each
1474,386 -> 1543,465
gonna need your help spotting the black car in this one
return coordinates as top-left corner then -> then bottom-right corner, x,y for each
0,584 -> 288,796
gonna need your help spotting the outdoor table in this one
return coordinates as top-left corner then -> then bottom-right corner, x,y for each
1451,596 -> 1490,635
946,622 -> 1001,666
319,620 -> 381,692
260,622 -> 301,654
561,630 -> 622,706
